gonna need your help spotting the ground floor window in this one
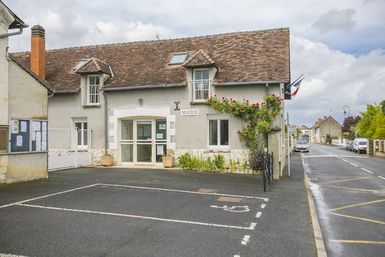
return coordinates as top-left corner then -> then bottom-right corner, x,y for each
209,119 -> 229,146
73,118 -> 88,149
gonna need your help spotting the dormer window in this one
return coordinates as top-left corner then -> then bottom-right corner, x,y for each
86,75 -> 101,105
192,69 -> 210,101
170,52 -> 188,65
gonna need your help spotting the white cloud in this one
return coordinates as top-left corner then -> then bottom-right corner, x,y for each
89,21 -> 173,44
287,36 -> 385,126
313,9 -> 356,33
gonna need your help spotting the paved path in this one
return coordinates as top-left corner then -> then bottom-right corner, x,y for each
303,143 -> 385,257
0,163 -> 315,257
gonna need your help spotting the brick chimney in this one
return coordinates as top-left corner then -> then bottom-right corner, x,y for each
30,25 -> 45,80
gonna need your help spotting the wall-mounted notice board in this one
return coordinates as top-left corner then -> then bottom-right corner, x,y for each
10,119 -> 48,153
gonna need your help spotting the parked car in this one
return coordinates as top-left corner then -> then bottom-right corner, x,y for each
345,140 -> 354,151
294,139 -> 310,152
353,138 -> 367,154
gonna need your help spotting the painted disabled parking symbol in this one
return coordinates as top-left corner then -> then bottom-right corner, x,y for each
209,204 -> 250,212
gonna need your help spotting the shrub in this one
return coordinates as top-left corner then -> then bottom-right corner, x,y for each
248,150 -> 263,171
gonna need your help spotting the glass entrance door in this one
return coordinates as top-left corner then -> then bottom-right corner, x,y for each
120,118 -> 167,164
136,121 -> 153,162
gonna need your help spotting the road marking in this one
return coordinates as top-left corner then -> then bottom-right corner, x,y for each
16,203 -> 258,230
0,184 -> 99,209
256,211 -> 262,218
318,184 -> 377,193
329,198 -> 385,212
361,168 -> 374,174
241,235 -> 250,245
330,240 -> 385,245
0,254 -> 30,257
318,177 -> 373,185
98,183 -> 269,201
249,223 -> 257,230
261,204 -> 266,209
329,211 -> 385,225
234,255 -> 240,257
379,176 -> 385,180
210,205 -> 250,213
217,196 -> 243,203
349,163 -> 359,167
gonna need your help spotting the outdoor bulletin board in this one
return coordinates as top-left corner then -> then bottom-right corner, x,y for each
10,119 -> 48,153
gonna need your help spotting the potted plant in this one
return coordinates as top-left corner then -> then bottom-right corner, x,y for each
100,151 -> 114,166
162,149 -> 175,168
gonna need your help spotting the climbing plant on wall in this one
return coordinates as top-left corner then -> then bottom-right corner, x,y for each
207,94 -> 282,170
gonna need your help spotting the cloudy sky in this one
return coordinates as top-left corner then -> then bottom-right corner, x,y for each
5,0 -> 385,127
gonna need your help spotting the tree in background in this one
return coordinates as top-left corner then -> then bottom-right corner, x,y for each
357,102 -> 385,139
381,100 -> 385,114
342,116 -> 361,132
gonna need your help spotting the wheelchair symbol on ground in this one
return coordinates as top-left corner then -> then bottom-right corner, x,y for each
209,204 -> 250,213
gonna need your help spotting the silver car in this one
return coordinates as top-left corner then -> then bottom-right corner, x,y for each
294,139 -> 310,152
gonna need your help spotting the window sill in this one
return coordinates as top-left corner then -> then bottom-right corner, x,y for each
205,148 -> 231,153
82,104 -> 101,108
190,101 -> 209,105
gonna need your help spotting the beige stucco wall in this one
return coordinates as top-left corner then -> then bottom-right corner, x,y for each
48,75 -> 285,176
317,119 -> 342,143
0,5 -> 12,125
0,53 -> 49,184
8,61 -> 48,119
3,153 -> 47,183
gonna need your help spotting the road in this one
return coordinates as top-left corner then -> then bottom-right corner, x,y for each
303,143 -> 385,257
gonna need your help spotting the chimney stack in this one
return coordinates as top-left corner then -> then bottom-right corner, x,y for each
30,25 -> 45,80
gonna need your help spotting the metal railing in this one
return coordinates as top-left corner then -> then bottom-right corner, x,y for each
263,152 -> 274,192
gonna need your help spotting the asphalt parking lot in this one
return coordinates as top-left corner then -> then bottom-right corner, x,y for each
0,160 -> 315,257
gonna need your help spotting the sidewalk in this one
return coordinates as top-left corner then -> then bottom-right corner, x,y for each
251,152 -> 317,257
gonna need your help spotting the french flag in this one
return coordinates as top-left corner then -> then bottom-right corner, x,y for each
290,75 -> 304,96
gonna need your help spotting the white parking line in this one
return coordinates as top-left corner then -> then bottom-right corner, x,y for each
361,168 -> 374,174
0,184 -> 99,209
379,176 -> 385,181
241,235 -> 250,245
350,163 -> 359,167
256,212 -> 262,218
99,183 -> 269,201
16,203 -> 258,231
234,255 -> 240,257
0,254 -> 30,257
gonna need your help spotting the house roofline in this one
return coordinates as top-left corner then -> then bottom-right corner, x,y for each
213,81 -> 286,86
8,54 -> 53,93
102,83 -> 186,92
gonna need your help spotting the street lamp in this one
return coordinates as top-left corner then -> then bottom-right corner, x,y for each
343,105 -> 350,117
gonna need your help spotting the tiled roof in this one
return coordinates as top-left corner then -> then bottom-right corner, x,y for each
183,49 -> 215,68
76,58 -> 112,76
13,28 -> 290,93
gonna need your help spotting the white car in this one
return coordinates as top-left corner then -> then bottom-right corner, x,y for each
353,138 -> 367,154
294,139 -> 309,152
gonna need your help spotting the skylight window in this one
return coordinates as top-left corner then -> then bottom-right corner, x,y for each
170,53 -> 188,65
74,59 -> 90,71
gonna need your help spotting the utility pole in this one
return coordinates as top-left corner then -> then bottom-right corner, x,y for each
287,112 -> 290,177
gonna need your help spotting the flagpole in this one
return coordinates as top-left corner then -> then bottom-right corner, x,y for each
289,74 -> 304,87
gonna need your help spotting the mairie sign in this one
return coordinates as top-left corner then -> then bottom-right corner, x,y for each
181,109 -> 199,116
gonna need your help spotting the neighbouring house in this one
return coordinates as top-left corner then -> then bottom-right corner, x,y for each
13,26 -> 290,178
312,116 -> 342,144
0,1 -> 51,183
299,125 -> 311,141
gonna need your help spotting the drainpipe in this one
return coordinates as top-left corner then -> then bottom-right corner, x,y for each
103,92 -> 108,155
0,26 -> 25,38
